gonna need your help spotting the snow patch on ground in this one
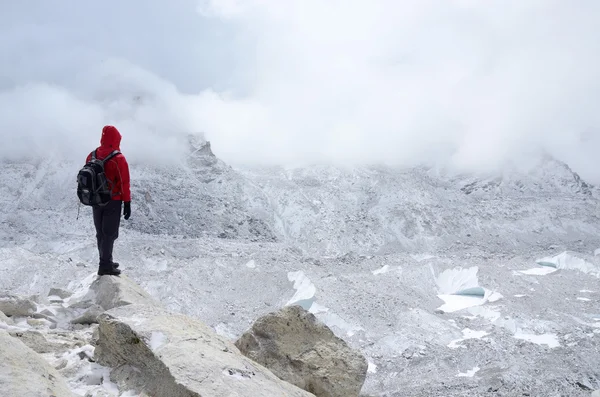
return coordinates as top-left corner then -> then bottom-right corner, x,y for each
437,295 -> 489,313
577,297 -> 591,302
448,328 -> 489,349
121,391 -> 143,397
466,306 -> 560,348
457,366 -> 480,377
245,260 -> 256,269
514,331 -> 560,348
372,265 -> 390,275
517,267 -> 558,276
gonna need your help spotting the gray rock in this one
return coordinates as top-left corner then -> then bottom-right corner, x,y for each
32,311 -> 57,322
8,330 -> 70,354
71,304 -> 104,325
0,330 -> 73,397
49,288 -> 72,299
86,275 -> 159,311
0,295 -> 37,317
96,304 -> 315,397
235,305 -> 368,397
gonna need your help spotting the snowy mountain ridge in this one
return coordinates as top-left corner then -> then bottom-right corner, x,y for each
1,137 -> 598,256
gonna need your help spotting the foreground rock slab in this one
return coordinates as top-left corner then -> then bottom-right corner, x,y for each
0,330 -> 73,397
96,304 -> 315,397
236,305 -> 368,397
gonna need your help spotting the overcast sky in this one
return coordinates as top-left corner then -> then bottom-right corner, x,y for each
1,0 -> 599,179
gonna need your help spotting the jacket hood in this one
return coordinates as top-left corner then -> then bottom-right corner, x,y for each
100,125 -> 122,149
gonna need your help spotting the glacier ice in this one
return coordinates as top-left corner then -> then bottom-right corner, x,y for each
435,267 -> 502,313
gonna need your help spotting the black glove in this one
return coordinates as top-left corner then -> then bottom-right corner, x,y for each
123,201 -> 131,220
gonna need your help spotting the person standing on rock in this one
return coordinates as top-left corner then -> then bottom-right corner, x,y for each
84,125 -> 132,276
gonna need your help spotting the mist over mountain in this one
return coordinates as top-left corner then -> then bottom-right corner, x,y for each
1,0 -> 600,181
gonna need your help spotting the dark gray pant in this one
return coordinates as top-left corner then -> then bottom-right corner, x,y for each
93,200 -> 122,268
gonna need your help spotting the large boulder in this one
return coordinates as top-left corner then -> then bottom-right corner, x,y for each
82,275 -> 159,311
235,305 -> 368,397
95,304 -> 315,397
0,329 -> 73,397
0,295 -> 37,317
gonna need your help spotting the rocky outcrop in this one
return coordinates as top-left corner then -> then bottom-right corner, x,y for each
83,275 -> 158,311
0,329 -> 73,397
1,274 -> 364,397
71,304 -> 104,325
95,303 -> 315,397
49,288 -> 72,300
0,295 -> 37,317
235,305 -> 368,397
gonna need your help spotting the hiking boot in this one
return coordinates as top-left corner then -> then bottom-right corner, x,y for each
97,267 -> 121,276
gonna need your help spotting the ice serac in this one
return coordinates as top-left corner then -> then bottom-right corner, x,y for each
0,329 -> 73,397
435,266 -> 503,313
235,305 -> 368,397
95,304 -> 314,397
536,251 -> 600,277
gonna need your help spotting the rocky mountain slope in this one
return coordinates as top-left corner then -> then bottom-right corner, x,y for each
1,136 -> 599,256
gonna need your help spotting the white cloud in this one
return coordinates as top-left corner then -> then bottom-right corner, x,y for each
1,0 -> 599,179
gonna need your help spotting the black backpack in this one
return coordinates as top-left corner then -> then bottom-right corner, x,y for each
77,150 -> 121,206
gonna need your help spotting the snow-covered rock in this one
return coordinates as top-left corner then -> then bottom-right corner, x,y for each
95,303 -> 314,397
235,305 -> 368,397
0,295 -> 37,317
0,329 -> 73,397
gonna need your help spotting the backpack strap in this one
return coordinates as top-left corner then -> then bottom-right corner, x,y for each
100,150 -> 121,164
91,150 -> 97,160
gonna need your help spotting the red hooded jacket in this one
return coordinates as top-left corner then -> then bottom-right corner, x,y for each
86,126 -> 131,202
